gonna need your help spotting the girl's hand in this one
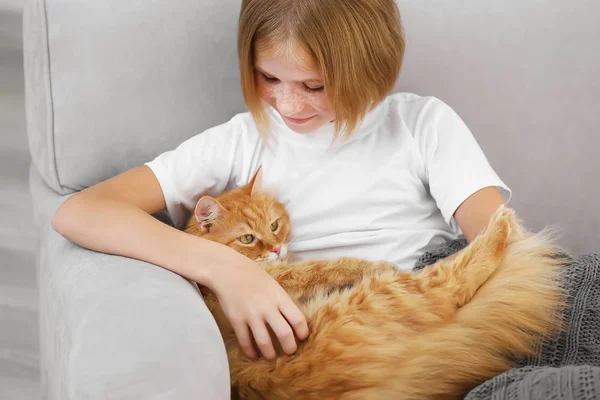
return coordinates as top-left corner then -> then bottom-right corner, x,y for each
206,254 -> 309,360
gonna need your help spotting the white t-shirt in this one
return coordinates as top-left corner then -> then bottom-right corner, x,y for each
145,93 -> 511,270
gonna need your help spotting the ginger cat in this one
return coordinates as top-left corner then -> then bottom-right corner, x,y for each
184,171 -> 568,400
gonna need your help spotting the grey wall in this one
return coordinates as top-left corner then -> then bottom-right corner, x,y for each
0,2 -> 40,399
0,1 -> 22,53
0,0 -> 23,14
396,0 -> 600,255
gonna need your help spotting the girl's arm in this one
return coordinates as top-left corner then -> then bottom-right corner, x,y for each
453,186 -> 507,242
52,166 -> 227,282
52,166 -> 309,360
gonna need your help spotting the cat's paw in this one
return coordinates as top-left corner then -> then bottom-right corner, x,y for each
489,204 -> 510,222
491,205 -> 528,243
480,205 -> 512,255
505,209 -> 528,242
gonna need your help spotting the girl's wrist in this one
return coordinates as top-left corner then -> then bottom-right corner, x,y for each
187,236 -> 245,289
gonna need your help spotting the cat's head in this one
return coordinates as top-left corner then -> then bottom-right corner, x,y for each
187,168 -> 291,263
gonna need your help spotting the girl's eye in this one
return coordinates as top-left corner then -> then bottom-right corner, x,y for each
260,72 -> 323,92
239,234 -> 255,244
261,73 -> 279,83
306,85 -> 324,93
270,221 -> 279,232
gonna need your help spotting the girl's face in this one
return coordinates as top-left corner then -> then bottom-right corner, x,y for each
255,51 -> 335,134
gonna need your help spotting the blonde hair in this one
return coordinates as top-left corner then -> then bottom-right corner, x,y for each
238,0 -> 405,139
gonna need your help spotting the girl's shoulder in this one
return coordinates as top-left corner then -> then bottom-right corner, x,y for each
384,92 -> 461,132
385,92 -> 452,115
195,110 -> 262,144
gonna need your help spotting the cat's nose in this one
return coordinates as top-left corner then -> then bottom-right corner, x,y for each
272,245 -> 281,256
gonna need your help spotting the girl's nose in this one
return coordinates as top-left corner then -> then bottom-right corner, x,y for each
276,86 -> 304,116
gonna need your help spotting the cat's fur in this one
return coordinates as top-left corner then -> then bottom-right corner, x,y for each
184,172 -> 568,400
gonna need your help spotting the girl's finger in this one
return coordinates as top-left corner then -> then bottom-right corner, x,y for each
232,321 -> 258,359
249,319 -> 277,360
279,297 -> 309,341
265,312 -> 297,355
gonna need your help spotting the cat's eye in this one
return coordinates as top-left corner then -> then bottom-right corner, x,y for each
270,221 -> 279,232
239,234 -> 255,245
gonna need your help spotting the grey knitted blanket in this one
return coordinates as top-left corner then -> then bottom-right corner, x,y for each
414,240 -> 600,400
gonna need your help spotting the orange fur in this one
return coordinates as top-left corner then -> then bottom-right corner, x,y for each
185,178 -> 568,400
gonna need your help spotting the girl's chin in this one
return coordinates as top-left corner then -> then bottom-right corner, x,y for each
285,120 -> 325,133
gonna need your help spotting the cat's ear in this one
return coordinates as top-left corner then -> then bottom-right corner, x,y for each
194,196 -> 226,233
249,166 -> 263,197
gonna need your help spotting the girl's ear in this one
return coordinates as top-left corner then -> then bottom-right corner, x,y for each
249,166 -> 263,197
194,196 -> 226,233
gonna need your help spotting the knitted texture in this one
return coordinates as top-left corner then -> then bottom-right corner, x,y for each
414,241 -> 600,400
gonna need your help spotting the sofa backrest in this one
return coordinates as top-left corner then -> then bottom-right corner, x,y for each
23,0 -> 246,193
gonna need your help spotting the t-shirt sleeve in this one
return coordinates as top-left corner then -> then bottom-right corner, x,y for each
414,97 -> 512,231
144,116 -> 261,229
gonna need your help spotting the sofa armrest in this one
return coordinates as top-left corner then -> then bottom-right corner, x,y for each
38,226 -> 230,399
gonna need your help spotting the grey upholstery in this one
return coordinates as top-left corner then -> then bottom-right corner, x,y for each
23,0 -> 246,194
29,166 -> 230,400
23,0 -> 599,398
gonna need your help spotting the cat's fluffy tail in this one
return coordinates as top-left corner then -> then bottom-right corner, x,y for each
398,212 -> 570,399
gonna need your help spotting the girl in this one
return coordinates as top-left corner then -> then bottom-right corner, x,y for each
52,0 -> 511,363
